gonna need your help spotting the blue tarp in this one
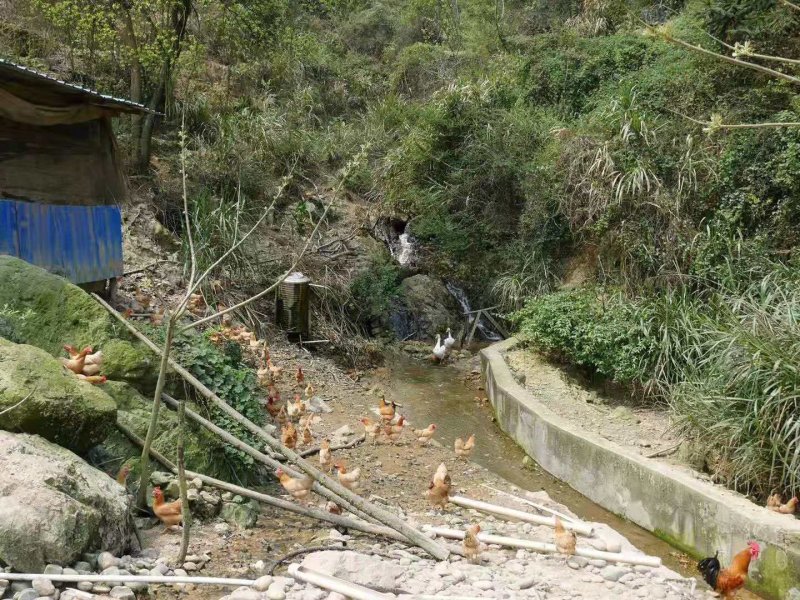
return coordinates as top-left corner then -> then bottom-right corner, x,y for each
0,198 -> 123,283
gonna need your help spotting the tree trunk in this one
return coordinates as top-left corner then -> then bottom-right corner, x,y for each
136,318 -> 175,507
120,7 -> 143,160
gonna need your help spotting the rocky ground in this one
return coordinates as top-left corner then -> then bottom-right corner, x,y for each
1,340 -> 722,600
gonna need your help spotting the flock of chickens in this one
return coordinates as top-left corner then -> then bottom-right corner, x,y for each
61,344 -> 106,384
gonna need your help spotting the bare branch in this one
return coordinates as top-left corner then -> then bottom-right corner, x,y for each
647,25 -> 800,85
180,116 -> 197,290
703,32 -> 800,66
778,0 -> 800,12
0,387 -> 36,417
667,108 -> 800,132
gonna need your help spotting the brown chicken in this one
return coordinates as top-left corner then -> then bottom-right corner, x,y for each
426,466 -> 452,510
76,374 -> 107,385
150,307 -> 166,326
115,465 -> 130,486
301,422 -> 314,447
454,434 -> 475,460
463,524 -> 482,563
766,492 -> 782,510
378,396 -> 396,423
360,417 -> 381,445
152,487 -> 183,531
134,287 -> 152,311
383,415 -> 406,444
326,501 -> 342,515
295,366 -> 305,386
334,463 -> 361,490
275,468 -> 313,503
61,347 -> 93,375
554,516 -> 576,556
267,356 -> 283,380
698,541 -> 760,598
413,423 -> 437,445
772,496 -> 799,514
305,383 -> 315,399
319,438 -> 333,473
266,395 -> 282,420
281,422 -> 298,449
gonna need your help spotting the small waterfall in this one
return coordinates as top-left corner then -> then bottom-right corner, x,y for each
445,281 -> 502,341
396,233 -> 415,266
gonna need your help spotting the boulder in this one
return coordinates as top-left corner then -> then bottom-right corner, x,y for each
0,431 -> 133,572
301,551 -> 403,593
220,501 -> 259,529
0,255 -> 154,388
0,338 -> 117,453
392,274 -> 461,340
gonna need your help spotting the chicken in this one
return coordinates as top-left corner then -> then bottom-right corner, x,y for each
554,517 -> 576,556
134,287 -> 152,311
305,383 -> 315,399
187,292 -> 205,314
152,486 -> 183,531
383,415 -> 406,444
360,417 -> 381,445
326,501 -> 342,515
773,496 -> 799,514
257,364 -> 271,387
766,492 -> 782,510
463,524 -> 482,563
698,541 -> 760,598
150,307 -> 166,326
275,468 -> 313,503
276,405 -> 288,426
268,358 -> 283,380
301,422 -> 314,447
426,468 -> 451,510
295,366 -> 305,386
266,395 -> 282,420
61,347 -> 92,375
454,434 -> 475,460
281,423 -> 298,450
334,463 -> 361,490
378,395 -> 396,423
115,464 -> 130,486
287,393 -> 305,421
475,396 -> 488,407
76,374 -> 107,385
413,423 -> 437,445
319,438 -> 333,473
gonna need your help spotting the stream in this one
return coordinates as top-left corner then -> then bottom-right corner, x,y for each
380,351 -> 761,597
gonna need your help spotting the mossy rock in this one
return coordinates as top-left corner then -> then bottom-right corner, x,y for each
0,255 -> 155,389
0,338 -> 117,453
101,381 -> 237,481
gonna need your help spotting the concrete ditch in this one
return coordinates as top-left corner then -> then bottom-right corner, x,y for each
481,338 -> 800,600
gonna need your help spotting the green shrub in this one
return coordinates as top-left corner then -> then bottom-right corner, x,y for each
349,253 -> 401,325
512,288 -> 655,383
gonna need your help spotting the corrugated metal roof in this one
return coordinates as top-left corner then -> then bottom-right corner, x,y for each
0,58 -> 159,115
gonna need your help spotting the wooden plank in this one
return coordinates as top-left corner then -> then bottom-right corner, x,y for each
482,311 -> 509,339
465,311 -> 481,346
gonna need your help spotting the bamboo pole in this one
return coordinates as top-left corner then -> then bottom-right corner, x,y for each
287,564 -> 393,600
116,421 -> 409,543
450,496 -> 594,536
426,527 -> 662,567
94,295 -> 449,560
159,393 -> 373,524
480,484 -> 583,525
1,573 -> 255,586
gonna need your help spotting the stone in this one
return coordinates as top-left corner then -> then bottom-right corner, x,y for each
183,562 -> 198,571
515,576 -> 537,590
73,561 -> 92,573
214,522 -> 231,534
43,565 -> 63,576
306,396 -> 333,414
649,588 -> 666,599
173,569 -> 188,577
150,472 -> 173,487
32,579 -> 56,596
60,590 -> 94,600
301,551 -> 403,593
474,580 -> 494,591
600,566 -> 629,582
393,274 -> 461,339
220,501 -> 259,529
302,590 -> 326,600
267,581 -> 287,600
109,586 -> 136,599
77,581 -> 93,591
230,588 -> 261,600
567,557 -> 589,569
190,478 -> 203,490
165,479 -> 180,498
97,552 -> 120,570
0,432 -> 132,572
252,576 -> 273,591
16,589 -> 39,600
0,339 -> 117,453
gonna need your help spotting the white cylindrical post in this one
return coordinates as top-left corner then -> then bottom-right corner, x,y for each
0,573 -> 255,586
450,496 -> 594,536
426,527 -> 662,567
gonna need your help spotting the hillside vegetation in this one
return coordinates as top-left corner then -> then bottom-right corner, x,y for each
3,0 -> 799,499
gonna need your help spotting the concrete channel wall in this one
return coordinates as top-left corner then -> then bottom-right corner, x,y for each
481,338 -> 800,600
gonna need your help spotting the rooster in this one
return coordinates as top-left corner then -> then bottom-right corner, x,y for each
698,541 -> 760,598
152,487 -> 183,532
295,366 -> 305,386
454,434 -> 475,460
554,516 -> 576,556
334,463 -> 361,490
275,468 -> 313,503
359,417 -> 381,445
463,524 -> 481,563
413,423 -> 437,445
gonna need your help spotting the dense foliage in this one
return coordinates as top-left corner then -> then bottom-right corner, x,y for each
5,0 -> 799,497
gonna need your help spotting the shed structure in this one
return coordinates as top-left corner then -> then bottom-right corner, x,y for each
0,59 -> 154,284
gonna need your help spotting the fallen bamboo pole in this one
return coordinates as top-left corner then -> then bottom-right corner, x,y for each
159,393 -> 373,524
425,527 -> 662,567
95,294 -> 450,560
287,564 -> 392,600
480,484 -> 583,525
1,573 -> 255,587
450,496 -> 594,536
116,421 -> 409,544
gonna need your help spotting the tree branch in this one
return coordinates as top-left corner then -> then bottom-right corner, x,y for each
703,33 -> 800,66
778,0 -> 800,12
0,388 -> 36,417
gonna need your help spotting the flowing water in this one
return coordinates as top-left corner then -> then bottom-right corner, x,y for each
381,351 -> 761,597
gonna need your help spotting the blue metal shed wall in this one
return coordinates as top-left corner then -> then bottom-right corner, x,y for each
0,198 -> 123,283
